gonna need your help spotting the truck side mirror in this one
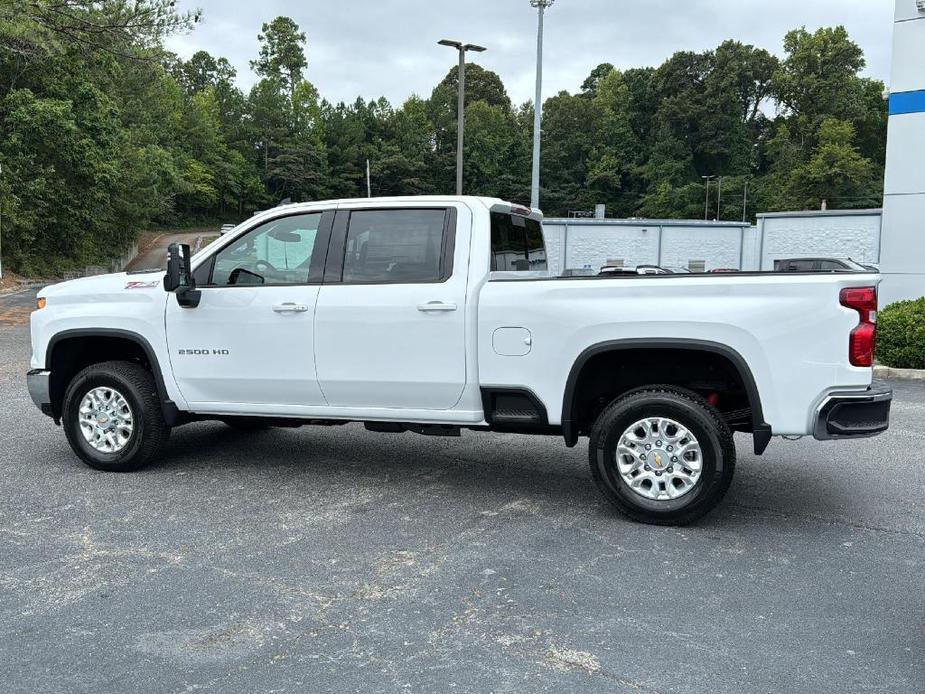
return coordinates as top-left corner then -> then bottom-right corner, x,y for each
164,243 -> 201,308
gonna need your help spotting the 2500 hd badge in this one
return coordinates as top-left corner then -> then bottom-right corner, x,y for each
177,349 -> 230,356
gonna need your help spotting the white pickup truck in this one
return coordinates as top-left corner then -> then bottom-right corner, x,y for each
27,196 -> 892,525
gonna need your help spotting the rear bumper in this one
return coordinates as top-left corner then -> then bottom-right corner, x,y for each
813,381 -> 892,441
27,369 -> 54,418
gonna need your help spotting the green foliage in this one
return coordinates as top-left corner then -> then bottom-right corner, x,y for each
878,299 -> 925,370
252,17 -> 308,100
0,8 -> 888,276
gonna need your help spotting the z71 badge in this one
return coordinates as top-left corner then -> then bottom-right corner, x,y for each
125,281 -> 160,289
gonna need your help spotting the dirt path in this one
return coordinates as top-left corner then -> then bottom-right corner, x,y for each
127,232 -> 206,272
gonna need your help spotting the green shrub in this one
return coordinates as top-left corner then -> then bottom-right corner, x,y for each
878,298 -> 925,369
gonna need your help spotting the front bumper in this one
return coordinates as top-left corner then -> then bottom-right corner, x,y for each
814,381 -> 892,441
27,369 -> 54,418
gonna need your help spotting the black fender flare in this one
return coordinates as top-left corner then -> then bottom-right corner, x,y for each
46,328 -> 181,425
560,338 -> 771,455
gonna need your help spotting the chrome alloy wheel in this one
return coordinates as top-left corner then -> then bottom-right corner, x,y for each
616,417 -> 703,501
78,387 -> 134,453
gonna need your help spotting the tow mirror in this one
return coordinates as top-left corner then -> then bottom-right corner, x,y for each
164,243 -> 201,308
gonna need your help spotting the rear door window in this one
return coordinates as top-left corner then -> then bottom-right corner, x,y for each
342,209 -> 450,284
490,212 -> 547,272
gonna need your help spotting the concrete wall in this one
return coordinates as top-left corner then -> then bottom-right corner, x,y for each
756,211 -> 882,271
881,1 -> 925,304
543,219 -> 754,275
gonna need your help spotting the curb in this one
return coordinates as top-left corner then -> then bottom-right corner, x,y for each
874,365 -> 925,382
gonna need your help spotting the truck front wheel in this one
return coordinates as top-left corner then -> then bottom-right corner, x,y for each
589,386 -> 735,526
62,361 -> 170,472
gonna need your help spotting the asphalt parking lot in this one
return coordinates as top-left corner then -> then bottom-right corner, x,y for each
1,287 -> 923,694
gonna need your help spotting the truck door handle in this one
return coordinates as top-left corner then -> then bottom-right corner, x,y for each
272,302 -> 309,313
417,301 -> 458,313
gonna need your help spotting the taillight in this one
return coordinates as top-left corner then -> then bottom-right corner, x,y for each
840,286 -> 878,367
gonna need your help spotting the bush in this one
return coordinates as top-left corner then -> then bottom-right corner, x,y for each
878,298 -> 925,369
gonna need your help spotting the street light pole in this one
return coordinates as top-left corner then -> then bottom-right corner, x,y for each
0,163 -> 4,280
716,176 -> 723,221
701,175 -> 715,221
530,0 -> 554,211
439,39 -> 486,196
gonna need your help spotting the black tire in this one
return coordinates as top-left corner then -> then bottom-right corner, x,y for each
222,417 -> 270,432
62,360 -> 170,472
589,386 -> 735,526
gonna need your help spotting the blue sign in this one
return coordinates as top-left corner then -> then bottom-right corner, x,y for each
889,90 -> 925,116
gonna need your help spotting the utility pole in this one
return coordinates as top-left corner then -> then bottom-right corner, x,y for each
716,176 -> 724,221
438,39 -> 487,195
366,159 -> 371,198
0,163 -> 3,280
530,0 -> 554,211
701,175 -> 715,221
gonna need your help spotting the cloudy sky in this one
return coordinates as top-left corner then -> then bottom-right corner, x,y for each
166,0 -> 896,106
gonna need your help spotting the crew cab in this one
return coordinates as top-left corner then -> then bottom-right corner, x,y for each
27,196 -> 892,525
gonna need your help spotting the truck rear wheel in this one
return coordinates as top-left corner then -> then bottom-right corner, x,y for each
62,361 -> 170,472
589,386 -> 735,526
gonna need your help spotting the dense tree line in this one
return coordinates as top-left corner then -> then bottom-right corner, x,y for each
0,2 -> 887,275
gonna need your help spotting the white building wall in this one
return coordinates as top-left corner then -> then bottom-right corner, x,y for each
757,211 -> 882,271
742,227 -> 761,271
660,226 -> 743,271
564,224 -> 660,271
542,220 -> 753,275
881,1 -> 925,304
544,213 -> 884,277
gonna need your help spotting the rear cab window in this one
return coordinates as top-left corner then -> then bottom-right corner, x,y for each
490,212 -> 547,273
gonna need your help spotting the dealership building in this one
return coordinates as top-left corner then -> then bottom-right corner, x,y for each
546,0 -> 923,304
880,0 -> 925,304
544,210 -> 883,276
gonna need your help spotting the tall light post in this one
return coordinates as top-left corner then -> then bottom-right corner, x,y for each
701,175 -> 715,221
0,163 -> 4,280
716,176 -> 724,221
530,0 -> 554,211
438,39 -> 487,195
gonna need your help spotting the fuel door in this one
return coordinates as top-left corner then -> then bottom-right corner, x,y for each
492,327 -> 533,357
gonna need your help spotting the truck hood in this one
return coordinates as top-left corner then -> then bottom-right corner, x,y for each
39,271 -> 165,300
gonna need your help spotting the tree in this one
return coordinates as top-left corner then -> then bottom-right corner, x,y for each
175,51 -> 236,96
581,63 -> 615,96
774,26 -> 865,123
433,63 -> 512,111
1,0 -> 199,62
780,119 -> 879,210
712,41 -> 778,127
586,70 -> 644,214
251,17 -> 307,102
0,13 -> 891,275
248,77 -> 291,173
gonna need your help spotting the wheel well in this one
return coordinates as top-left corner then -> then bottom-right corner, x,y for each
563,345 -> 763,445
47,335 -> 153,418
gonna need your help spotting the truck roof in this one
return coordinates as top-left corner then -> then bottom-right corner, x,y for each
256,196 -> 540,218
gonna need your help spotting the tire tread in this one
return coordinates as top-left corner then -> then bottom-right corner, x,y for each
589,385 -> 735,526
62,360 -> 170,472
